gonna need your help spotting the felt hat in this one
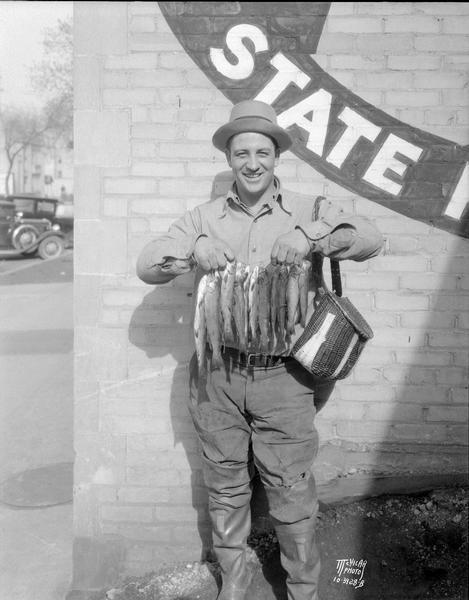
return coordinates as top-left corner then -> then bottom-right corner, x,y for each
212,100 -> 292,153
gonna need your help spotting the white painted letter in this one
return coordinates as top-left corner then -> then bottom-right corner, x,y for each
444,163 -> 469,220
255,52 -> 310,104
209,24 -> 268,80
363,134 -> 423,195
326,107 -> 381,169
277,89 -> 332,156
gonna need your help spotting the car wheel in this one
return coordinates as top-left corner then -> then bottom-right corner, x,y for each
37,235 -> 65,260
12,224 -> 39,252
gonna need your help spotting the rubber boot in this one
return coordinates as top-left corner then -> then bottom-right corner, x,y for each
274,516 -> 321,600
211,500 -> 253,600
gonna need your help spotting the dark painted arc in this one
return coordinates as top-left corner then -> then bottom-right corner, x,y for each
276,55 -> 469,237
158,1 -> 468,238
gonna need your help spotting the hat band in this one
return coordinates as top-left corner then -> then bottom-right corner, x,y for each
232,115 -> 274,125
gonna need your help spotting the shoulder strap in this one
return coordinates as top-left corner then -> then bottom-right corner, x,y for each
313,196 -> 342,298
330,260 -> 342,297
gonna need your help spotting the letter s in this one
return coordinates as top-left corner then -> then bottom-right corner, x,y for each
210,24 -> 268,80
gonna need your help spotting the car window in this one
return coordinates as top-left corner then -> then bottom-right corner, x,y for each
14,199 -> 35,214
37,201 -> 56,215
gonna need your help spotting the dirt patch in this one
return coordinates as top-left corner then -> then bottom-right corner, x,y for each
98,486 -> 468,600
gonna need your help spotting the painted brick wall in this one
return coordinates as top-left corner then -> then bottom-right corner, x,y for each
73,1 -> 469,588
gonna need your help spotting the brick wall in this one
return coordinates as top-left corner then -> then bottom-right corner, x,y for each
72,1 -> 469,591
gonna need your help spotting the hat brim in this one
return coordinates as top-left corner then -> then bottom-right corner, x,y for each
212,117 -> 292,153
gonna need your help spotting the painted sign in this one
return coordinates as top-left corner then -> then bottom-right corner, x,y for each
159,2 -> 469,238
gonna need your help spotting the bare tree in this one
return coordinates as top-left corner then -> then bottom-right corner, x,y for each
31,16 -> 73,144
0,16 -> 74,195
0,107 -> 47,195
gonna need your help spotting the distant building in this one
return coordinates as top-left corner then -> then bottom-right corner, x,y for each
0,74 -> 73,200
12,135 -> 73,200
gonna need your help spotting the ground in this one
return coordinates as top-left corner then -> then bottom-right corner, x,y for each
97,486 -> 468,600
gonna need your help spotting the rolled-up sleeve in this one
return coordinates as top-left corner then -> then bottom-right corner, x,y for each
136,208 -> 203,284
316,217 -> 384,261
298,197 -> 384,262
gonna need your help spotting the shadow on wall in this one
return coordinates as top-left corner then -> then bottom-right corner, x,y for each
129,288 -> 212,558
345,232 -> 469,600
128,170 -> 236,561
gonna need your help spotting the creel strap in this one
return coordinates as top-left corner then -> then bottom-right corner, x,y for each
313,196 -> 343,297
331,260 -> 342,297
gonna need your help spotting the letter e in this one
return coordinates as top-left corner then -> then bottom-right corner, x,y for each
363,134 -> 423,195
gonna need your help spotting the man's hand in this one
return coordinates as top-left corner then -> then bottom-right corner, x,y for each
193,236 -> 235,271
271,229 -> 311,266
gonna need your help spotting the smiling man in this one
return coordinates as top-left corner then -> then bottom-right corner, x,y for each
228,131 -> 277,200
137,100 -> 383,600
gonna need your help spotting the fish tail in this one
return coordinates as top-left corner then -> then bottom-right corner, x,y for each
260,332 -> 269,353
211,348 -> 224,370
194,276 -> 207,376
198,357 -> 207,379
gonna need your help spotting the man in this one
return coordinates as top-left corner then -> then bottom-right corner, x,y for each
137,100 -> 383,600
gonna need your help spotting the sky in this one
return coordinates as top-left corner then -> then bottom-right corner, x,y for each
0,1 -> 72,108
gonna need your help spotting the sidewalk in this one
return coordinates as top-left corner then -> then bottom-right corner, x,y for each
0,253 -> 74,599
0,502 -> 73,600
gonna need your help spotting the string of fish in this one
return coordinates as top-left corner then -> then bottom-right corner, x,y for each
194,260 -> 312,375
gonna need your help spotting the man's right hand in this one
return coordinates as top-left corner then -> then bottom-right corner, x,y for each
193,236 -> 235,271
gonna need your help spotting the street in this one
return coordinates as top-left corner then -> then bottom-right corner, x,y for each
0,250 -> 74,479
0,251 -> 73,599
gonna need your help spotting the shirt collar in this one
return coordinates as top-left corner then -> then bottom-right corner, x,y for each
222,177 -> 292,216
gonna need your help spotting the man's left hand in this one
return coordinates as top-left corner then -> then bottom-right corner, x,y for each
271,229 -> 310,266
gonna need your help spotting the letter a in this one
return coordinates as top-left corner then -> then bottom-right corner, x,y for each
277,89 -> 332,156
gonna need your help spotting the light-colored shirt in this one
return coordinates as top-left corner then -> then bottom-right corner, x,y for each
137,179 -> 383,353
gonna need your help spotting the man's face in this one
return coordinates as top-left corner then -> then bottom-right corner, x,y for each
226,132 -> 279,204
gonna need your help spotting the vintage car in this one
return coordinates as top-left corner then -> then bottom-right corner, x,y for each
0,195 -> 72,259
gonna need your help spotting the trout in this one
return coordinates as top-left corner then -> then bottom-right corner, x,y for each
287,264 -> 301,336
221,259 -> 236,344
276,265 -> 289,351
269,264 -> 280,352
248,265 -> 259,351
194,274 -> 207,377
233,263 -> 248,352
257,267 -> 271,353
204,271 -> 223,369
243,265 -> 251,350
298,260 -> 311,327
